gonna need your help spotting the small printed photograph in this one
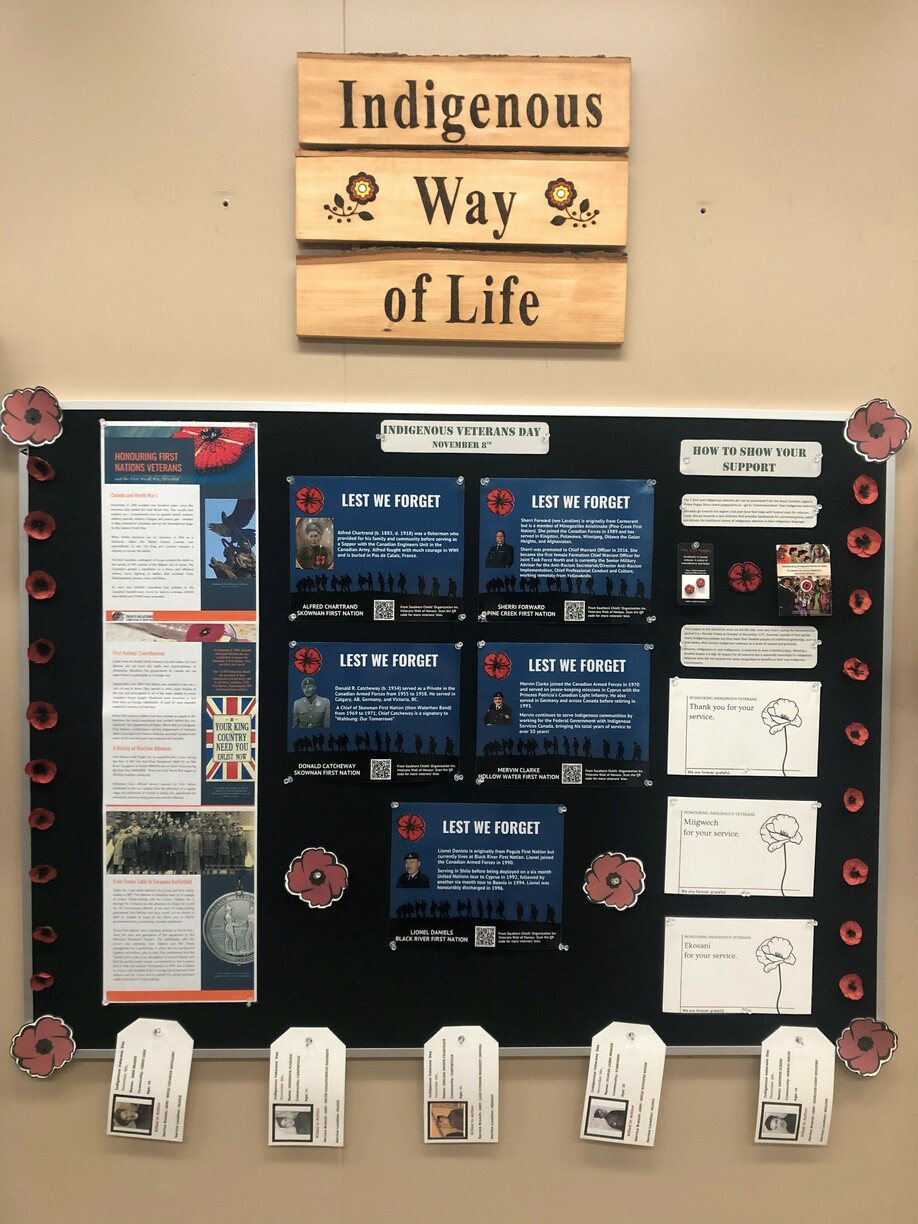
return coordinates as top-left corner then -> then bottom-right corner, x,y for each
776,543 -> 832,617
428,1100 -> 468,1140
758,1101 -> 801,1141
295,517 -> 334,571
206,497 -> 257,580
110,1094 -> 155,1135
272,1104 -> 314,1142
584,1095 -> 629,1139
105,809 -> 254,875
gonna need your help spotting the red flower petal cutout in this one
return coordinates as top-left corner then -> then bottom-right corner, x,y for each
844,399 -> 911,463
0,387 -> 63,447
843,857 -> 869,886
845,722 -> 869,746
847,526 -> 882,558
397,813 -> 426,841
295,486 -> 325,515
840,920 -> 863,946
839,973 -> 865,1001
727,560 -> 763,593
171,425 -> 254,472
848,588 -> 873,615
30,972 -> 54,993
28,807 -> 55,831
25,758 -> 57,783
836,1018 -> 898,1076
285,847 -> 349,908
26,453 -> 56,482
23,510 -> 56,540
482,651 -> 512,680
843,658 -> 870,682
843,787 -> 865,812
293,646 -> 323,674
583,852 -> 646,910
26,701 -> 58,730
32,925 -> 58,944
27,638 -> 56,664
853,474 -> 879,505
25,570 -> 56,600
485,487 -> 515,516
9,1015 -> 76,1079
29,864 -> 58,884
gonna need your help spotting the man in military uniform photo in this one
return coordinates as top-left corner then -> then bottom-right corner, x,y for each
396,852 -> 430,888
485,528 -> 514,568
292,676 -> 331,729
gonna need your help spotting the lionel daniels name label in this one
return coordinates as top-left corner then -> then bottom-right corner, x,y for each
296,250 -> 626,345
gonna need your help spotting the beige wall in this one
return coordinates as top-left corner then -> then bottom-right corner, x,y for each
2,3 -> 916,1220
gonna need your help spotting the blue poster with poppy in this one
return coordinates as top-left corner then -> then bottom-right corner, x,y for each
478,478 -> 653,622
288,641 -> 461,782
390,803 -> 563,949
476,641 -> 651,785
290,476 -> 464,620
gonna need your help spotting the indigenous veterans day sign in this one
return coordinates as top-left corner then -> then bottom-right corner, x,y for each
295,54 -> 630,345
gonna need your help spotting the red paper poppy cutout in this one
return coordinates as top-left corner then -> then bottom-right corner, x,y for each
397,813 -> 426,841
25,758 -> 57,784
0,388 -> 63,448
482,651 -> 512,680
295,486 -> 325,515
485,487 -> 515,516
583,852 -> 646,910
9,1015 -> 76,1079
836,1018 -> 897,1076
846,526 -> 882,558
23,510 -> 56,540
839,973 -> 865,1002
843,787 -> 865,812
848,589 -> 873,617
843,658 -> 870,682
27,638 -> 55,664
853,474 -> 879,505
29,864 -> 58,884
293,646 -> 323,675
845,399 -> 911,463
25,570 -> 56,600
845,722 -> 869,746
26,453 -> 55,482
32,925 -> 58,944
185,623 -> 231,643
30,972 -> 54,993
843,857 -> 869,886
26,701 -> 58,730
170,425 -> 255,472
727,560 -> 763,593
840,920 -> 863,946
28,807 -> 55,831
285,847 -> 348,909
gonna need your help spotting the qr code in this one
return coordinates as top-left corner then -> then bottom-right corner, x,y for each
374,599 -> 395,621
564,600 -> 586,622
474,925 -> 497,948
561,763 -> 583,785
370,758 -> 392,781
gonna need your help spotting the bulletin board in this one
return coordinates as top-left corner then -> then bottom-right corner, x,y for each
20,403 -> 892,1056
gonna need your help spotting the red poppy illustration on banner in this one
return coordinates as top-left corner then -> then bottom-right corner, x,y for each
485,487 -> 515,516
295,485 -> 325,516
0,388 -> 63,448
9,1015 -> 76,1079
836,1018 -> 898,1076
844,399 -> 911,462
293,646 -> 323,675
397,812 -> 426,842
482,651 -> 512,680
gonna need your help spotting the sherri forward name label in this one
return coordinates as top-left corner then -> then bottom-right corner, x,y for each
478,477 -> 653,621
476,642 -> 651,785
290,476 -> 464,621
288,642 -> 460,783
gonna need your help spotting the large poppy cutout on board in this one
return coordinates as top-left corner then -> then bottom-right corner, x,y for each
0,388 -> 63,448
844,399 -> 911,462
9,1015 -> 76,1079
583,852 -> 645,910
285,848 -> 349,909
836,1018 -> 897,1076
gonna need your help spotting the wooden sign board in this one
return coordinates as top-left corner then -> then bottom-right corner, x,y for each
298,53 -> 630,151
295,250 -> 626,344
295,151 -> 627,248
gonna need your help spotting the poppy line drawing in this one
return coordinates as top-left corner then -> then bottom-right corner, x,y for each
759,814 -> 802,896
760,698 -> 803,776
755,937 -> 796,1014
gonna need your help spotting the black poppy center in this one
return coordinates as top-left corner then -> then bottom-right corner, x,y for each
850,867 -> 862,878
201,427 -> 221,442
857,1036 -> 875,1052
309,869 -> 326,885
35,1038 -> 53,1054
24,407 -> 42,425
198,627 -> 213,638
868,421 -> 886,439
855,535 -> 871,549
605,872 -> 622,889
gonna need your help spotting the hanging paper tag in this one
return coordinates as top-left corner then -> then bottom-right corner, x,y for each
581,1021 -> 666,1146
268,1027 -> 346,1146
755,1026 -> 834,1145
107,1019 -> 193,1142
423,1025 -> 498,1144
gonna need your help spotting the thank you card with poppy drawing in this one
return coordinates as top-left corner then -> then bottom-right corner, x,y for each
755,1027 -> 834,1144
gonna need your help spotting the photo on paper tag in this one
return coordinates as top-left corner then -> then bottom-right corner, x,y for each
110,1095 -> 155,1135
776,543 -> 832,617
428,1101 -> 468,1141
107,1019 -> 193,1142
755,1026 -> 834,1145
580,1022 -> 666,1147
423,1026 -> 498,1144
583,1097 -> 628,1139
272,1105 -> 314,1143
757,1102 -> 802,1141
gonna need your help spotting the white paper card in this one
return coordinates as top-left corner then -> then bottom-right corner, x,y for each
680,625 -> 819,670
268,1027 -> 346,1147
424,1025 -> 498,1143
581,1022 -> 666,1146
381,420 -> 550,455
662,918 -> 814,1014
680,494 -> 819,528
108,1018 -> 193,1141
667,678 -> 821,777
665,797 -> 818,897
679,440 -> 822,478
755,1026 -> 834,1145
